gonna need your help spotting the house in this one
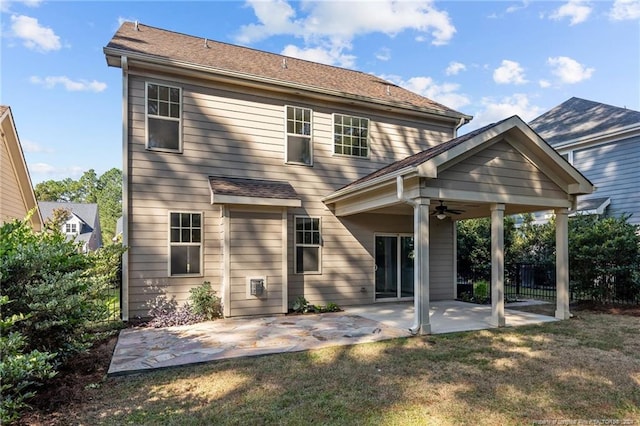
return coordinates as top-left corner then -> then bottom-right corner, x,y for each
38,201 -> 103,252
0,105 -> 43,230
104,22 -> 593,332
530,97 -> 640,225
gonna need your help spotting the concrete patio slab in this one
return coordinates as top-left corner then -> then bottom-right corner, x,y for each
108,300 -> 557,376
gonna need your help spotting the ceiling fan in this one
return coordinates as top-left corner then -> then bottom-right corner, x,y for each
432,200 -> 464,220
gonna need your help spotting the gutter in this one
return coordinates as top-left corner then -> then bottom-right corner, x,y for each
322,166 -> 417,205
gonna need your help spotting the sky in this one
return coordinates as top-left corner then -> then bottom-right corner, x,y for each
1,0 -> 639,185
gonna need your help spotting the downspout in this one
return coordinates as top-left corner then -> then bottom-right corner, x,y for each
396,175 -> 421,335
453,116 -> 467,138
121,56 -> 129,321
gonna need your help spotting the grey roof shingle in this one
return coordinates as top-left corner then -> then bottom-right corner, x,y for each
529,97 -> 640,145
209,176 -> 299,200
105,22 -> 469,120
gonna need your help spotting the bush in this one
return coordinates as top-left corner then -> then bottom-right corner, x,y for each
188,281 -> 222,321
0,218 -> 113,358
0,296 -> 57,424
569,215 -> 640,302
473,280 -> 490,303
0,216 -> 123,422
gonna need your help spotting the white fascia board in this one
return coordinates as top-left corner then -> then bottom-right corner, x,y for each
104,47 -> 470,124
322,167 -> 417,205
211,194 -> 301,208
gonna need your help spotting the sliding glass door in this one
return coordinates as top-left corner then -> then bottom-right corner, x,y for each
375,235 -> 414,300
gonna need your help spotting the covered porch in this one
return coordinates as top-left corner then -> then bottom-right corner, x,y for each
323,116 -> 594,335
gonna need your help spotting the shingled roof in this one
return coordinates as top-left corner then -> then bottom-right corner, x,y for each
529,97 -> 640,145
104,22 -> 470,121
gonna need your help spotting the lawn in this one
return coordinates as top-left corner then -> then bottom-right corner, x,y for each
20,309 -> 640,425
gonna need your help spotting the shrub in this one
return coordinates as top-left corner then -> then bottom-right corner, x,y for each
0,296 -> 57,424
473,280 -> 490,304
292,296 -> 309,313
569,215 -> 640,302
189,281 -> 222,321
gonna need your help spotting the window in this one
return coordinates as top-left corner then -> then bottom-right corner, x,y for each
561,151 -> 574,164
169,212 -> 202,275
65,223 -> 77,234
147,83 -> 181,152
295,217 -> 321,274
333,114 -> 369,158
285,106 -> 312,165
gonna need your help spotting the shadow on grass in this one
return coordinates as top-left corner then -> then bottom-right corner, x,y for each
77,313 -> 640,425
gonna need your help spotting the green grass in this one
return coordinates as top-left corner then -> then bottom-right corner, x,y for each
55,312 -> 640,425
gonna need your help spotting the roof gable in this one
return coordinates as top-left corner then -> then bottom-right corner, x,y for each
324,116 -> 594,204
38,201 -> 99,228
104,22 -> 470,122
529,97 -> 640,145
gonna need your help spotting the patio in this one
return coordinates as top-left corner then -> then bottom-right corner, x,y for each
108,300 -> 557,376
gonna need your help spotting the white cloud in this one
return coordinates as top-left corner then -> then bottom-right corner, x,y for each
238,0 -> 456,45
506,0 -> 530,14
29,163 -> 84,180
547,56 -> 594,84
609,0 -> 640,20
10,14 -> 61,52
281,44 -> 356,68
236,0 -> 456,69
445,61 -> 466,76
21,139 -> 54,153
549,0 -> 592,25
493,60 -> 528,85
538,79 -> 552,88
382,74 -> 471,110
30,76 -> 107,92
1,0 -> 42,13
375,47 -> 391,62
471,94 -> 542,130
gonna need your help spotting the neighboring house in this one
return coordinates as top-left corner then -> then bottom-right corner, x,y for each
530,97 -> 640,225
0,105 -> 43,230
38,201 -> 103,252
104,22 -> 592,332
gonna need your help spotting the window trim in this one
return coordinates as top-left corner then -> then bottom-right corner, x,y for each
65,223 -> 77,234
294,216 -> 322,275
145,82 -> 183,153
284,105 -> 313,166
332,113 -> 370,159
167,211 -> 204,277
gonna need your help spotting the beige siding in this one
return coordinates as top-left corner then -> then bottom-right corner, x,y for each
0,136 -> 29,223
435,140 -> 566,200
228,209 -> 284,316
125,74 -> 455,317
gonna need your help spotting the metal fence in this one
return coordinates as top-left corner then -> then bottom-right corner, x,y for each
457,263 -> 640,304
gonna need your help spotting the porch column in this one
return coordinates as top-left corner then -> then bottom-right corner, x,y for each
555,208 -> 570,319
490,203 -> 505,327
411,197 -> 431,335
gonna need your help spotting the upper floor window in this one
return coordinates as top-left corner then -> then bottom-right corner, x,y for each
333,114 -> 369,158
561,151 -> 574,165
65,223 -> 77,234
169,212 -> 202,276
285,105 -> 312,166
147,83 -> 181,152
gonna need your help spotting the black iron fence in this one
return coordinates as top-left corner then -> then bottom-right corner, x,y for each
457,263 -> 639,304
